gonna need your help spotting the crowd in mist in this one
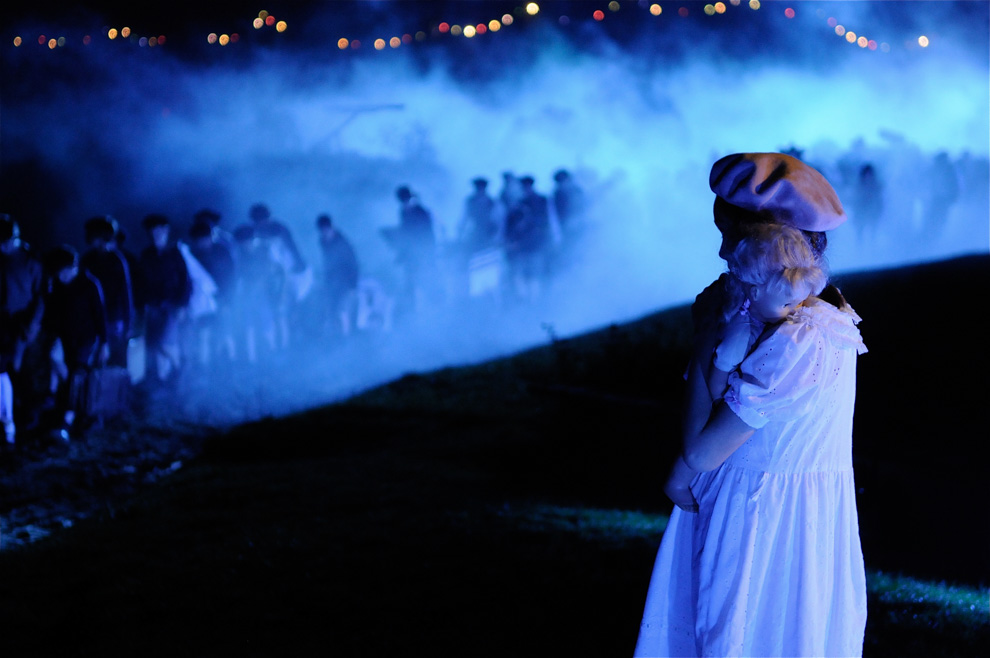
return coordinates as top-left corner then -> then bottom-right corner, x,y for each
3,137 -> 987,447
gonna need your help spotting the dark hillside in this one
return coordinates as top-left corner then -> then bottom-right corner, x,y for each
0,254 -> 987,657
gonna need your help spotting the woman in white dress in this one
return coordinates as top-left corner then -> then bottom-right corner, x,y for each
634,153 -> 868,658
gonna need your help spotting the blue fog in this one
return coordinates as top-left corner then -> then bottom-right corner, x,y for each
3,1 -> 988,419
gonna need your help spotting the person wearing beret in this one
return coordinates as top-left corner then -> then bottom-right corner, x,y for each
634,153 -> 868,657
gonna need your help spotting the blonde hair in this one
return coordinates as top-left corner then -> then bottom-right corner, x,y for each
722,223 -> 828,321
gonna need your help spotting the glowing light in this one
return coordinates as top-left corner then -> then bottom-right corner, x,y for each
258,10 -> 269,19
451,25 -> 463,36
749,0 -> 760,9
37,35 -> 45,45
265,15 -> 276,27
207,33 -> 218,44
253,18 -> 264,29
650,4 -> 662,16
121,27 -> 131,38
439,22 -> 450,33
48,39 -> 56,49
502,14 -> 514,25
868,40 -> 877,51
159,35 -> 167,45
228,34 -> 236,43
526,3 -> 540,16
593,10 -> 605,21
475,23 -> 487,35
845,31 -> 857,43
57,36 -> 65,47
139,37 -> 147,47
608,1 -> 620,11
108,28 -> 118,40
678,7 -> 689,17
402,33 -> 413,43
374,38 -> 385,50
219,34 -> 230,46
337,38 -> 348,49
827,17 -> 837,27
276,21 -> 286,32
730,0 -> 741,5
715,2 -> 727,13
857,36 -> 868,48
389,36 -> 401,47
704,5 -> 716,16
463,25 -> 476,38
149,37 -> 158,47
784,7 -> 795,19
13,36 -> 22,46
918,35 -> 929,47
488,20 -> 501,32
835,25 -> 845,36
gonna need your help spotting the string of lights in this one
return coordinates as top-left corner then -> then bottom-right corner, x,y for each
8,2 -> 931,55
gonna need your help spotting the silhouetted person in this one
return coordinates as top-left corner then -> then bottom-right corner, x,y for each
139,214 -> 191,385
246,203 -> 308,350
232,224 -> 277,363
504,175 -> 552,303
390,186 -> 438,315
458,177 -> 498,254
922,151 -> 960,238
850,164 -> 884,241
316,214 -> 359,339
42,245 -> 108,440
188,217 -> 237,364
81,216 -> 133,369
1,214 -> 45,446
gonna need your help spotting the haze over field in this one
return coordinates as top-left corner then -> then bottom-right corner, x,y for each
3,1 -> 987,417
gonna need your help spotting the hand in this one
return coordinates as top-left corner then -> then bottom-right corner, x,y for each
664,479 -> 699,514
663,455 -> 700,513
713,313 -> 754,372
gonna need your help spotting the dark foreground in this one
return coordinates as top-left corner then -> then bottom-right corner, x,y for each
1,254 -> 988,657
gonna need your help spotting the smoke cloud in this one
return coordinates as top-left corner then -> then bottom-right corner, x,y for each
3,1 -> 987,421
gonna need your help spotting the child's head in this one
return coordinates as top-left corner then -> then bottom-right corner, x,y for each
724,223 -> 827,324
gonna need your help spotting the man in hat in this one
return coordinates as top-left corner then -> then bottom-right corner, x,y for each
81,215 -> 133,369
391,186 -> 438,314
503,175 -> 552,303
1,214 -> 45,445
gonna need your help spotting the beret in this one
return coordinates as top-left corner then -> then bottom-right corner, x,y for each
709,152 -> 846,232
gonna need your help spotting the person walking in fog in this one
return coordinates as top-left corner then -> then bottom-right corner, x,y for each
244,203 -> 309,351
188,216 -> 237,365
42,245 -> 108,440
139,214 -> 191,386
503,175 -> 552,304
634,153 -> 868,658
1,214 -> 45,446
81,216 -> 133,369
389,185 -> 438,316
316,214 -> 359,339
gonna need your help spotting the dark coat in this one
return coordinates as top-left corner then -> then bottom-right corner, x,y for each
140,244 -> 192,309
1,244 -> 44,371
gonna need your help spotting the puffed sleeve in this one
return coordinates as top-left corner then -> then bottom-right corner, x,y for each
723,318 -> 824,429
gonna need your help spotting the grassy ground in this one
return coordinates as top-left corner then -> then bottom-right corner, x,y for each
1,255 -> 987,657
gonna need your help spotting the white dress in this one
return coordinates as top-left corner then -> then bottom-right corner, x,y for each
634,297 -> 869,658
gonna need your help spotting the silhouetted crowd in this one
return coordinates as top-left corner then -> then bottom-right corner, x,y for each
3,141 -> 985,449
1,168 -> 588,448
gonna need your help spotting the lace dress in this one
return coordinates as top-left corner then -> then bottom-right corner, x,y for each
634,297 -> 869,658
